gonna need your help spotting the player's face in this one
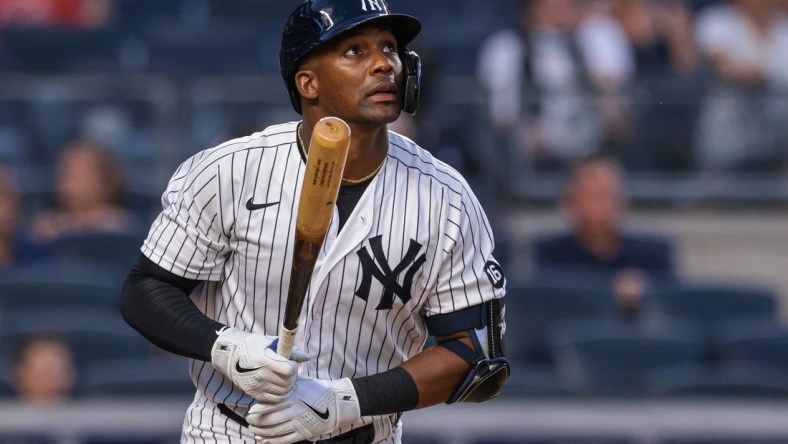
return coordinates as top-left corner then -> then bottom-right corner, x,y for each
303,25 -> 403,125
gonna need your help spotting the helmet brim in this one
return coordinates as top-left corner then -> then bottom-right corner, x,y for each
318,13 -> 421,49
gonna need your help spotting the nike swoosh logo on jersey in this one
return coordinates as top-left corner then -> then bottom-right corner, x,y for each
300,399 -> 330,420
235,360 -> 263,374
246,198 -> 279,211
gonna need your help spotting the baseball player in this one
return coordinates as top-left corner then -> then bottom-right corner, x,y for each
120,1 -> 509,443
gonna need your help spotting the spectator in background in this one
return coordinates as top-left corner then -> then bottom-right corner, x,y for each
607,0 -> 701,171
610,0 -> 698,80
533,155 -> 676,320
0,164 -> 50,268
0,0 -> 112,29
32,139 -> 138,243
693,0 -> 788,173
11,333 -> 78,405
476,0 -> 634,171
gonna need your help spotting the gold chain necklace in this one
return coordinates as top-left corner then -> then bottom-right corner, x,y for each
297,122 -> 385,185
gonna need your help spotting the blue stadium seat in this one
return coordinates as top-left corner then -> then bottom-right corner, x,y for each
643,283 -> 778,328
114,0 -> 186,33
501,360 -> 579,399
505,278 -> 616,363
0,126 -> 32,168
136,21 -> 266,75
49,231 -> 145,272
0,357 -> 12,398
0,276 -> 120,313
0,307 -> 151,371
79,356 -> 194,398
206,0 -> 293,22
714,315 -> 788,373
0,27 -> 120,72
547,317 -> 707,396
646,360 -> 788,399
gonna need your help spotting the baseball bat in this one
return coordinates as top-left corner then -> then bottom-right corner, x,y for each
277,116 -> 350,358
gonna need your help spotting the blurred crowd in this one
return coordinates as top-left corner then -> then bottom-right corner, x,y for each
0,0 -> 784,183
0,0 -> 787,407
0,137 -> 142,268
0,0 -> 113,29
476,0 -> 788,175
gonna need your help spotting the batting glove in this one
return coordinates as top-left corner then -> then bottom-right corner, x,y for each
211,327 -> 310,402
246,376 -> 362,444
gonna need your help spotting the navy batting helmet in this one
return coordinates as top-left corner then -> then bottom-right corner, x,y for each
280,0 -> 422,115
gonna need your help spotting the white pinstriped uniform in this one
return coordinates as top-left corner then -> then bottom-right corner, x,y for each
141,121 -> 505,443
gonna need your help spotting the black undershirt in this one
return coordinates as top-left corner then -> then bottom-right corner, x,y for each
336,180 -> 371,231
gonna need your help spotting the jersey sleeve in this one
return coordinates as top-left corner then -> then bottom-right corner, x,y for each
423,184 -> 506,318
141,152 -> 233,281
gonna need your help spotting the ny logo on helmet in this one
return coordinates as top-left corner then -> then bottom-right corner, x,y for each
361,0 -> 385,12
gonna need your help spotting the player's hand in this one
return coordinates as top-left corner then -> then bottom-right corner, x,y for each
210,327 -> 310,402
246,376 -> 362,444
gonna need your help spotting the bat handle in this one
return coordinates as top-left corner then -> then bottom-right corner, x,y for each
277,324 -> 297,358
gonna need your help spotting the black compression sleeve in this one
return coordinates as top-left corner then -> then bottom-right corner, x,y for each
120,253 -> 224,361
351,367 -> 420,416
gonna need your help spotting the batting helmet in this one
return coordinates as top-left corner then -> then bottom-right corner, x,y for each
280,0 -> 422,115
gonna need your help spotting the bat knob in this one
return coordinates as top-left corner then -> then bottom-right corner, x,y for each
313,117 -> 351,150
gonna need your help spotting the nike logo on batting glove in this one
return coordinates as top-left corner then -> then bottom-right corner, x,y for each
235,359 -> 264,374
300,399 -> 330,420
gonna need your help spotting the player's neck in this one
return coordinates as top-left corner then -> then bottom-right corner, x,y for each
344,126 -> 388,183
299,119 -> 388,183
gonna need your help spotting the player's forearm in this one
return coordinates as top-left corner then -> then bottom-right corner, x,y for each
120,254 -> 223,361
350,336 -> 472,416
400,336 -> 473,408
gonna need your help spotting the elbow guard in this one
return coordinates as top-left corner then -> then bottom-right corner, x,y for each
434,298 -> 509,403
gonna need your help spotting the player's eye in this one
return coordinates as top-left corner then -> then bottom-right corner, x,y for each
345,45 -> 361,56
383,42 -> 397,54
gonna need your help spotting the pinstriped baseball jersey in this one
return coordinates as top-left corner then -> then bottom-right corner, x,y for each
141,120 -> 505,439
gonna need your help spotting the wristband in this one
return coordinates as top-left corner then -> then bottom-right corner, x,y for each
351,367 -> 419,416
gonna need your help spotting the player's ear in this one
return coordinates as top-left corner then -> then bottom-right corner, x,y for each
295,69 -> 319,102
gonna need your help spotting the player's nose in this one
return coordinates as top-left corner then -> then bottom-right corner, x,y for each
370,50 -> 395,76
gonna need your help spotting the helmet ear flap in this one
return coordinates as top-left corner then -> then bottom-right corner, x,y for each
400,49 -> 421,115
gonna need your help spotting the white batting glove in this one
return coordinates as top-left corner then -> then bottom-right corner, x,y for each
211,327 -> 310,402
247,376 -> 362,444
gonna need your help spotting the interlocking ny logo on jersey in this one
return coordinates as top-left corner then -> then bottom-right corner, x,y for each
360,0 -> 385,12
355,235 -> 426,310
